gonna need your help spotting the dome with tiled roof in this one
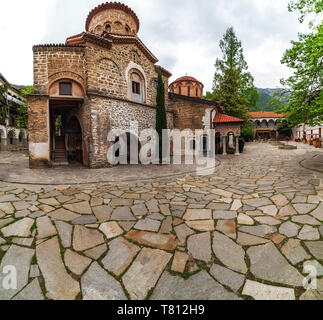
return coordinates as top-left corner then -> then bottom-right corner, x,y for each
86,2 -> 140,36
169,75 -> 204,98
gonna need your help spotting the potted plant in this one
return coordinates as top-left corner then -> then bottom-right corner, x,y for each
314,139 -> 321,148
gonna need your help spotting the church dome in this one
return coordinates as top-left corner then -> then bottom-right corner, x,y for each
169,76 -> 204,98
86,2 -> 140,36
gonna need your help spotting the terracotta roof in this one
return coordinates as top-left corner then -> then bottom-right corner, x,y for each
66,33 -> 85,45
86,2 -> 140,33
250,111 -> 284,118
169,76 -> 204,88
213,113 -> 244,124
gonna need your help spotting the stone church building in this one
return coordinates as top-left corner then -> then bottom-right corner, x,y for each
28,2 -> 243,168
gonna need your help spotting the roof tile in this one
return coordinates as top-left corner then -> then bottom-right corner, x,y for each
214,113 -> 244,124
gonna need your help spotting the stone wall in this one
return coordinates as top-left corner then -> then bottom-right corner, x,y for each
169,94 -> 215,131
88,8 -> 138,35
33,46 -> 86,95
87,94 -> 174,167
85,42 -> 169,107
30,35 -> 172,168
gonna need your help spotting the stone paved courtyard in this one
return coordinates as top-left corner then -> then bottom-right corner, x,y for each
0,142 -> 322,300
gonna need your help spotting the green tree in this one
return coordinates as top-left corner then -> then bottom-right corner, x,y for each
277,0 -> 323,126
288,0 -> 323,25
14,86 -> 33,129
241,125 -> 254,141
156,71 -> 167,162
215,68 -> 250,122
0,83 -> 12,122
212,27 -> 258,122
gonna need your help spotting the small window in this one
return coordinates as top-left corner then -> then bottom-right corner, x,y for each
179,86 -> 181,95
125,26 -> 130,34
154,80 -> 158,89
190,140 -> 196,150
59,82 -> 72,96
132,81 -> 140,95
106,24 -> 111,33
188,86 -> 191,97
196,88 -> 199,96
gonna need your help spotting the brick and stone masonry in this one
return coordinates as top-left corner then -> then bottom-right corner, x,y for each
28,2 -> 173,168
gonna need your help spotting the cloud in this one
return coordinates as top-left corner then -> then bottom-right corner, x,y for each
0,0 -> 311,91
0,0 -> 56,84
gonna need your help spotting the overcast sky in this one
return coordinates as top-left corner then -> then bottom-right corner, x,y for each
0,0 -> 310,91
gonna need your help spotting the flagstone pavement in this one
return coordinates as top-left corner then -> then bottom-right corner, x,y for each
0,142 -> 322,300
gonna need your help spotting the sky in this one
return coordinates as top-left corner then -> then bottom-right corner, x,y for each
0,0 -> 311,92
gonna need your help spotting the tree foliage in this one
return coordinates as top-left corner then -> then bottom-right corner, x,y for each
14,86 -> 33,129
212,27 -> 258,124
288,0 -> 323,25
0,83 -> 12,121
0,83 -> 32,129
276,0 -> 323,126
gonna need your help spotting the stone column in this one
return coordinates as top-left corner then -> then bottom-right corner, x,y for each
28,94 -> 51,168
235,137 -> 240,156
222,136 -> 227,155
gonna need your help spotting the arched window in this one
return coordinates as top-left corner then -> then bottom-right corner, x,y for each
106,24 -> 111,33
130,71 -> 144,103
179,86 -> 181,95
196,88 -> 199,96
125,26 -> 130,34
188,86 -> 191,97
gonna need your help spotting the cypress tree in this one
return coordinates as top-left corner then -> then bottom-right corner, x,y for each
156,70 -> 168,162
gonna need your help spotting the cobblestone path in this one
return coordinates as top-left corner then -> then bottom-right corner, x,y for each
0,142 -> 322,300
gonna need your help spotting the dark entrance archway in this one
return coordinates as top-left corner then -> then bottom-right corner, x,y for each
49,99 -> 82,165
226,132 -> 236,155
215,132 -> 223,155
113,132 -> 141,165
66,116 -> 83,164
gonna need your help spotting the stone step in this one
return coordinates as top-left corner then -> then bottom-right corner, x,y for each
52,160 -> 69,166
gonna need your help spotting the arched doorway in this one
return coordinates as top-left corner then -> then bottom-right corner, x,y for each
113,132 -> 141,165
66,116 -> 83,164
215,132 -> 222,155
18,131 -> 24,147
226,132 -> 236,155
7,130 -> 16,150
